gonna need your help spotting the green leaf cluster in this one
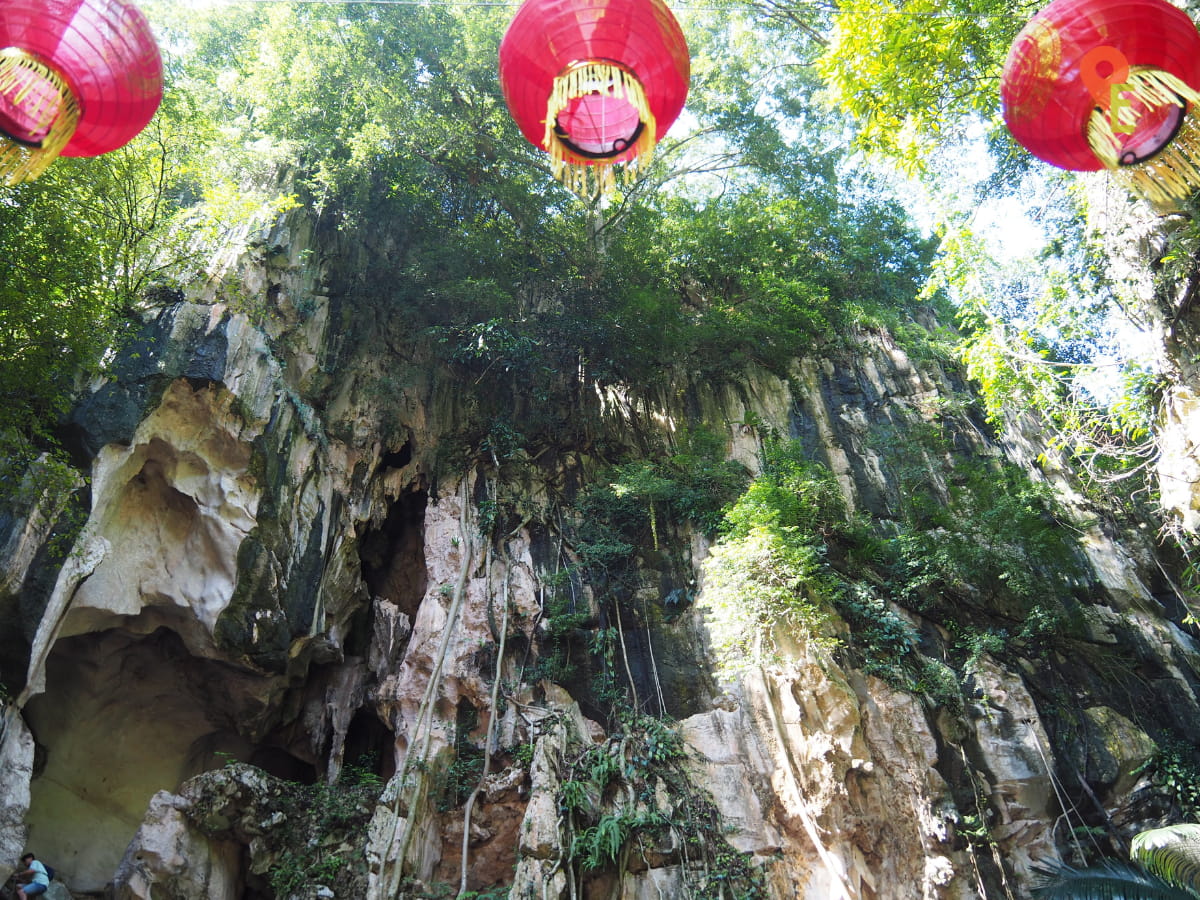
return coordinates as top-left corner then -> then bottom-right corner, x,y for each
701,441 -> 847,666
264,762 -> 383,898
553,715 -> 764,898
816,0 -> 1028,171
575,428 -> 750,575
1034,824 -> 1200,900
701,427 -> 1089,698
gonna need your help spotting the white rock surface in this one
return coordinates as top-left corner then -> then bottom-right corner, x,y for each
0,707 -> 33,884
113,790 -> 240,900
66,379 -> 261,643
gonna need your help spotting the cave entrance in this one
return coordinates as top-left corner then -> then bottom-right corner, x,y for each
358,487 -> 428,622
343,709 -> 396,782
21,627 -> 283,894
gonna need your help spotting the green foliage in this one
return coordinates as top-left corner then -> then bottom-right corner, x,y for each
1033,823 -> 1200,900
0,25 -> 294,511
948,624 -> 1008,673
637,716 -> 686,764
1033,861 -> 1199,900
724,437 -> 847,538
458,888 -> 511,900
0,443 -> 85,561
575,813 -> 631,871
162,0 -> 936,428
342,758 -> 385,793
1138,742 -> 1200,820
0,168 -> 111,444
833,583 -> 917,678
877,425 -> 1088,646
532,572 -> 591,687
931,213 -> 1161,502
437,747 -> 484,812
581,743 -> 622,788
910,657 -> 965,715
702,515 -> 835,666
816,0 -> 1026,172
265,764 -> 383,898
438,707 -> 485,812
513,742 -> 535,767
813,0 -> 1166,526
957,811 -> 992,846
552,715 -> 764,898
0,0 -> 947,499
702,422 -> 1086,711
1133,826 -> 1200,895
701,437 -> 852,668
647,188 -> 935,375
1041,820 -> 1200,898
576,429 -> 748,568
559,779 -> 596,815
541,429 -> 748,708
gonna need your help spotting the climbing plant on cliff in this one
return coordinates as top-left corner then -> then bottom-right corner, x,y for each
549,714 -> 765,898
700,426 -> 1090,704
532,429 -> 748,715
700,440 -> 846,666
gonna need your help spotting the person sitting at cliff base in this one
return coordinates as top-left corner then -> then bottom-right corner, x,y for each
14,853 -> 49,898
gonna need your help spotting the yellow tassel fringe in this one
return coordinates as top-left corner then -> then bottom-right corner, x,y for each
544,61 -> 657,197
1088,67 -> 1200,205
0,47 -> 79,185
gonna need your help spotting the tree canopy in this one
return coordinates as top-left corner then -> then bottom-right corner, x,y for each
0,0 -> 1194,557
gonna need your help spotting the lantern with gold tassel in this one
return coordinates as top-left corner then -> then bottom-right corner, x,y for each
0,0 -> 162,185
498,0 -> 690,196
1001,0 -> 1200,205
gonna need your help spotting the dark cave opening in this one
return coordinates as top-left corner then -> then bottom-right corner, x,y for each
343,709 -> 396,782
358,487 -> 428,622
378,438 -> 414,473
250,746 -> 318,784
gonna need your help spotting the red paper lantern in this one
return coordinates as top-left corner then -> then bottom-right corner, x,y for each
498,0 -> 690,196
1001,0 -> 1200,204
0,0 -> 162,185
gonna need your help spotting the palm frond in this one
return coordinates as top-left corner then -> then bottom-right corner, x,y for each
1132,825 -> 1200,895
1031,860 -> 1200,900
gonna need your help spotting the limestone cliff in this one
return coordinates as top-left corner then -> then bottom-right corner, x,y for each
1,212 -> 1199,900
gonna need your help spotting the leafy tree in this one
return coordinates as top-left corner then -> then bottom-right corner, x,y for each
0,164 -> 111,443
932,209 -> 1162,493
0,21 -> 296,508
700,439 -> 846,667
810,0 -> 1035,171
0,0 -> 953,497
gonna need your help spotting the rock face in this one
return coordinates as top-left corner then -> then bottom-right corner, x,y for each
0,706 -> 33,885
2,214 -> 1199,899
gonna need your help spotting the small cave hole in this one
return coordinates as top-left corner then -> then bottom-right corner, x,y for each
242,845 -> 273,900
378,439 -> 414,473
343,710 -> 396,782
358,488 -> 428,622
249,746 -> 318,785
